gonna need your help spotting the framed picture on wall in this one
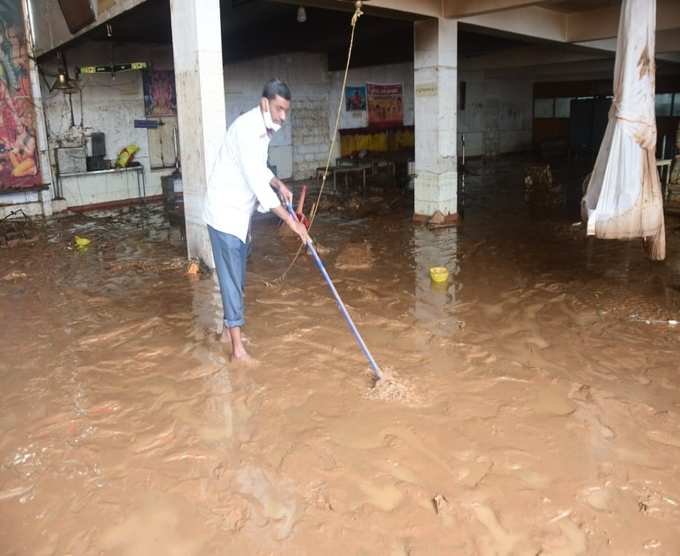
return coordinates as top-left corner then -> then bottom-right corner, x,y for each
143,70 -> 177,118
345,86 -> 367,112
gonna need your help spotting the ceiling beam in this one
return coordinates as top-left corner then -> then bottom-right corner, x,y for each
459,6 -> 567,42
656,28 -> 680,55
565,6 -> 618,43
270,0 -> 440,19
579,34 -> 680,56
444,0 -> 560,19
460,44 -> 610,71
364,0 -> 441,18
566,0 -> 680,43
576,29 -> 680,63
457,1 -> 680,63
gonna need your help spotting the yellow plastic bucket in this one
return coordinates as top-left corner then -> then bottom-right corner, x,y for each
429,266 -> 449,283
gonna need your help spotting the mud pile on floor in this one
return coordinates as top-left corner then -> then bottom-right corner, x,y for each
334,240 -> 374,270
315,192 -> 399,217
106,257 -> 189,274
0,211 -> 40,248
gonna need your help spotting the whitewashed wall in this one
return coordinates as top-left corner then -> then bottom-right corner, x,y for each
223,52 -> 329,180
329,62 -> 533,158
34,43 -> 541,211
41,42 -> 175,205
458,69 -> 533,157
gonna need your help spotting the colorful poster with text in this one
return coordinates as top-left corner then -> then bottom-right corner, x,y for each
367,83 -> 403,128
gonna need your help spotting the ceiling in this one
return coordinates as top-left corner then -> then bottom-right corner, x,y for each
68,0 -> 534,69
545,0 -> 621,13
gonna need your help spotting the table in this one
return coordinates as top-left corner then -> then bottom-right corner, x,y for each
332,163 -> 371,194
59,165 -> 147,209
370,159 -> 397,178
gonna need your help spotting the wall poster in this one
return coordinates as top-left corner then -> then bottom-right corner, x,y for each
367,83 -> 403,128
143,70 -> 177,118
0,0 -> 40,190
345,85 -> 366,111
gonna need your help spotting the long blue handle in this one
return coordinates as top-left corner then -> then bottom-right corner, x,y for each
286,203 -> 383,380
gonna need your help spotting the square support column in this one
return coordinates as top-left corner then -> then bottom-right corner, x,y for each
413,18 -> 458,221
170,0 -> 226,265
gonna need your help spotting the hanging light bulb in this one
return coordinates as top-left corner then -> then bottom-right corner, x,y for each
52,67 -> 77,91
54,69 -> 70,90
51,51 -> 77,92
297,6 -> 307,23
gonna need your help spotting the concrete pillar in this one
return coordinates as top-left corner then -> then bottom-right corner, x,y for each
170,0 -> 226,265
21,0 -> 53,217
413,18 -> 458,221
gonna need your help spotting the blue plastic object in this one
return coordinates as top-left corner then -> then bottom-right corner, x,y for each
286,203 -> 383,381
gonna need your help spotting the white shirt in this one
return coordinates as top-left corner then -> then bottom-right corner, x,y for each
203,106 -> 281,243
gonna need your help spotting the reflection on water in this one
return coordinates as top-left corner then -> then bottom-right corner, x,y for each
412,226 -> 460,335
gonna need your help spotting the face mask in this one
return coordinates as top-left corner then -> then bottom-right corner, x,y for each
262,100 -> 281,132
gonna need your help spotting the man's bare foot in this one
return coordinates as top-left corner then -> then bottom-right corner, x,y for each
230,349 -> 257,366
220,330 -> 250,345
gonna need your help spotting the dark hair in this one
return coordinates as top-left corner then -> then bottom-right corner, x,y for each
262,79 -> 291,101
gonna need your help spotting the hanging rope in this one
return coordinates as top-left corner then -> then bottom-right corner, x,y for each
269,0 -> 363,285
310,1 -> 363,226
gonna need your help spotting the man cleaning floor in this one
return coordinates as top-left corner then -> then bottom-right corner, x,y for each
203,79 -> 309,362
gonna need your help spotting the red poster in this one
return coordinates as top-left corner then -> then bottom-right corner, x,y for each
0,0 -> 40,190
367,83 -> 403,128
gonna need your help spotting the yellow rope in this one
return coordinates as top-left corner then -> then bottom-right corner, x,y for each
269,1 -> 363,285
310,0 -> 363,226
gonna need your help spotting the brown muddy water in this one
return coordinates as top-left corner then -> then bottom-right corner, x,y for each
2,160 -> 680,555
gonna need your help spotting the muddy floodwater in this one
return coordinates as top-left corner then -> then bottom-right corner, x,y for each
2,160 -> 680,554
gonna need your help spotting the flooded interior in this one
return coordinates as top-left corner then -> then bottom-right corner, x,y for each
2,156 -> 680,554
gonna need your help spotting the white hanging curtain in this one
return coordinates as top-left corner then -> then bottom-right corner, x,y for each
582,0 -> 665,260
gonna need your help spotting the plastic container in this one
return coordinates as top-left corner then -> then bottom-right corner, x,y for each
429,266 -> 449,283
